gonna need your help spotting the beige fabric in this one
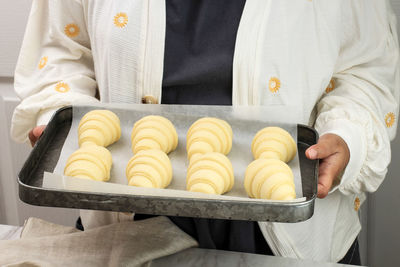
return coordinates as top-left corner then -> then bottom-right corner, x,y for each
79,210 -> 134,230
20,216 -> 79,238
0,216 -> 198,267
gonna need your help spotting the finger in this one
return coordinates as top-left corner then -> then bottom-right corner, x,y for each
317,155 -> 343,198
317,170 -> 335,199
33,125 -> 46,138
28,130 -> 37,147
305,135 -> 337,160
317,182 -> 331,198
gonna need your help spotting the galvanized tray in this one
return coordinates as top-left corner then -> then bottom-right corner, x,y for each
18,106 -> 318,223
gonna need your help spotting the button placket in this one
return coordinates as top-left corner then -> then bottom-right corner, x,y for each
141,95 -> 158,104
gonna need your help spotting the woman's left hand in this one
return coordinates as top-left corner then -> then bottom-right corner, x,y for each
305,133 -> 350,198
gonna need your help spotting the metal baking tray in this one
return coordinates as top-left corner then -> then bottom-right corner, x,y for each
18,106 -> 318,223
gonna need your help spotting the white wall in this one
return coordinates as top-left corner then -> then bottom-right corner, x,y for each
1,1 -> 400,266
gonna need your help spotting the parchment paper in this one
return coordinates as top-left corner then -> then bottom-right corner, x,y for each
43,103 -> 305,203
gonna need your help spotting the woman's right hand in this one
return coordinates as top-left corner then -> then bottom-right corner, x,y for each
28,125 -> 46,147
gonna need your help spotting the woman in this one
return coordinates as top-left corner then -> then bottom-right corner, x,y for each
11,0 -> 399,264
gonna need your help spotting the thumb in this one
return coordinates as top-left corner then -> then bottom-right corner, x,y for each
32,125 -> 46,138
305,135 -> 336,160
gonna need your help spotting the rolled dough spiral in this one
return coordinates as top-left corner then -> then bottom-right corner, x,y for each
244,158 -> 296,200
186,117 -> 233,161
126,149 -> 173,188
64,145 -> 112,181
251,127 -> 296,163
186,152 -> 234,195
131,115 -> 178,154
78,110 -> 121,147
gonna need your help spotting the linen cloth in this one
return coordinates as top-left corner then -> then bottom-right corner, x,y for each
0,216 -> 198,267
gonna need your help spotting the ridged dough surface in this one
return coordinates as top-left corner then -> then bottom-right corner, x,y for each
251,127 -> 297,162
186,117 -> 232,160
131,115 -> 178,154
126,149 -> 172,188
78,110 -> 121,147
186,152 -> 234,195
244,158 -> 296,200
64,145 -> 112,181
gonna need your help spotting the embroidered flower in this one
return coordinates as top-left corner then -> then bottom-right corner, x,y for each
385,112 -> 395,128
114,12 -> 128,28
268,77 -> 281,93
38,56 -> 48,70
354,197 -> 360,211
55,82 -> 70,93
325,79 -> 335,93
64,23 -> 80,38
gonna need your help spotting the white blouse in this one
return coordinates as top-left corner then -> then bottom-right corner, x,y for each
11,0 -> 399,262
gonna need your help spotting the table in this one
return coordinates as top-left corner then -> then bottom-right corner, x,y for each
150,248 -> 364,267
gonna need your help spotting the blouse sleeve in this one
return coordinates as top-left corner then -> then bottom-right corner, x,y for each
315,0 -> 400,195
11,0 -> 99,143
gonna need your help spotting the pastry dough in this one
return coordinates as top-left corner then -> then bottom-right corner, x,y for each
251,127 -> 297,162
64,145 -> 112,181
186,152 -> 234,195
131,115 -> 178,154
244,158 -> 295,200
126,149 -> 172,188
186,117 -> 233,160
78,110 -> 121,147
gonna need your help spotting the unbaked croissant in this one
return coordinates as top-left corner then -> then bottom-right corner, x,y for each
186,152 -> 234,195
244,158 -> 295,200
126,149 -> 172,188
131,115 -> 178,154
64,145 -> 112,181
251,127 -> 296,163
186,117 -> 233,160
78,110 -> 121,147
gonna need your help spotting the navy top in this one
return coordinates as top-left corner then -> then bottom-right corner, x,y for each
161,0 -> 241,105
158,0 -> 272,255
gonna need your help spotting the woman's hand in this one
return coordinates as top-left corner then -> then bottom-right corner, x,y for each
305,133 -> 350,199
28,125 -> 46,147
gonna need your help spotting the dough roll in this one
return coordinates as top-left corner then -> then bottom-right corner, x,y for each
126,149 -> 172,188
186,152 -> 234,195
64,145 -> 112,182
186,117 -> 233,160
78,110 -> 121,147
251,127 -> 297,163
131,115 -> 178,154
244,158 -> 296,200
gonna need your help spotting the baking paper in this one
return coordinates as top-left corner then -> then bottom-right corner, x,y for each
43,103 -> 306,203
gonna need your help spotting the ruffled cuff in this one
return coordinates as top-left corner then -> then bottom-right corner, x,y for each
315,119 -> 367,195
36,107 -> 61,126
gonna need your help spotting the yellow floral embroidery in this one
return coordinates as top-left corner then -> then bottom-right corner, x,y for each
55,82 -> 70,93
354,197 -> 360,211
114,12 -> 128,28
64,23 -> 80,38
38,56 -> 48,70
325,79 -> 335,93
385,112 -> 395,128
269,77 -> 281,93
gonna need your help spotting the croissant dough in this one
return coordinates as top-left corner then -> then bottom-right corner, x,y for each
78,110 -> 121,147
126,149 -> 172,188
186,152 -> 234,195
131,115 -> 178,154
251,127 -> 297,163
186,117 -> 233,160
64,145 -> 112,181
244,158 -> 295,200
